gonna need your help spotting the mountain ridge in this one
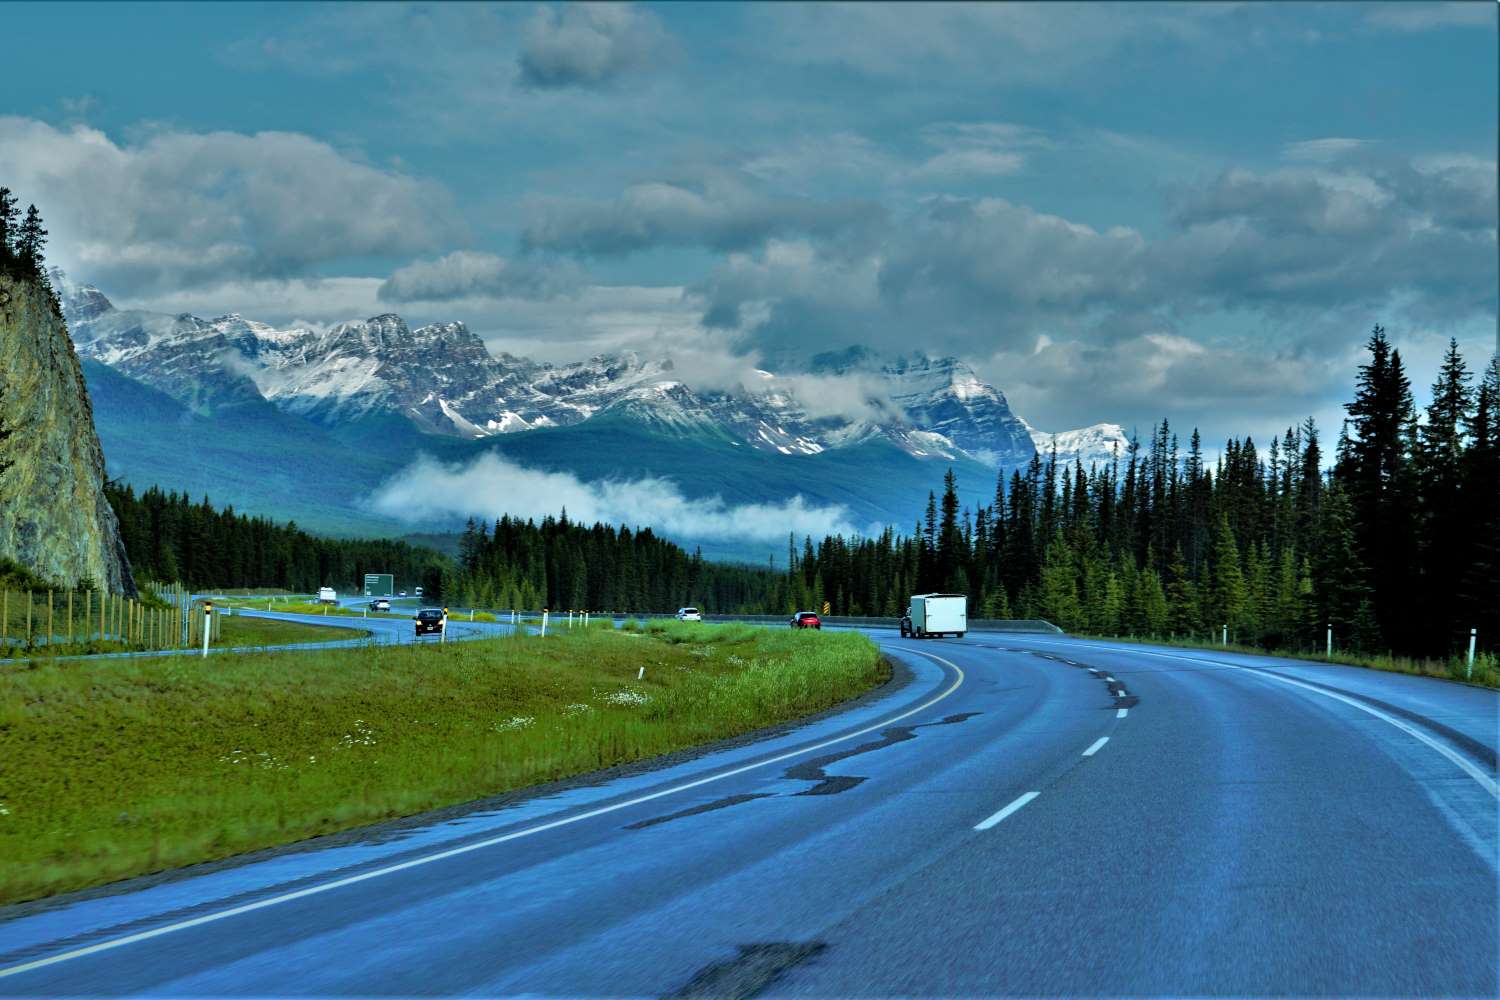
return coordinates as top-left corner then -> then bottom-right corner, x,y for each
55,271 -> 1053,470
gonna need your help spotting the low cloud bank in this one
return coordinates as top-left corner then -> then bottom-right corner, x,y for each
371,452 -> 865,542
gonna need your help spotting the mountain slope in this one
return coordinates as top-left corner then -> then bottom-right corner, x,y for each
0,275 -> 135,593
57,272 -> 1039,469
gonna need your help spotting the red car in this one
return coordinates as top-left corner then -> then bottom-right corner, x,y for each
790,611 -> 822,629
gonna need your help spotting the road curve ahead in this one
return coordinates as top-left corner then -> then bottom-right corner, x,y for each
0,633 -> 1495,996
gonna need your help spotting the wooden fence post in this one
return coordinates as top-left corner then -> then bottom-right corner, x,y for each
68,590 -> 74,646
26,591 -> 33,646
47,590 -> 54,647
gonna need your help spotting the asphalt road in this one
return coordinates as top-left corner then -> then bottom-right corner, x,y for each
1,631 -> 1496,997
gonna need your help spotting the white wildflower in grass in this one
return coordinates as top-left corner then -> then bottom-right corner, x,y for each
726,655 -> 747,667
493,715 -> 536,732
336,720 -> 377,749
603,688 -> 651,707
218,748 -> 287,771
562,703 -> 592,718
0,802 -> 10,816
690,645 -> 715,658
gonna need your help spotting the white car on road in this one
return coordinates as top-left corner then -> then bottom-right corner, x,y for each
676,607 -> 703,622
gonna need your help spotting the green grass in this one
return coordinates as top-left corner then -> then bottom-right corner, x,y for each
216,615 -> 370,648
0,622 -> 884,904
220,599 -> 412,620
1075,633 -> 1500,689
0,616 -> 370,661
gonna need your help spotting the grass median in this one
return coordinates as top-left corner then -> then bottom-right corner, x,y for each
0,620 -> 885,905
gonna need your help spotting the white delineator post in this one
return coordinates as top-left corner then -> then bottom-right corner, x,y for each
1222,624 -> 1228,646
1468,628 -> 1477,679
541,610 -> 548,637
201,603 -> 212,659
1326,624 -> 1333,659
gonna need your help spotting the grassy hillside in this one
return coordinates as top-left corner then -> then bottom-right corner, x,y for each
0,621 -> 884,903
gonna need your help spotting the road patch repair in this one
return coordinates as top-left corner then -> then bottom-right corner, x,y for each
620,712 -> 982,829
1029,650 -> 1139,709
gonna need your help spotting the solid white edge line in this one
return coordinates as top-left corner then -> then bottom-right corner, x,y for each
1031,639 -> 1499,800
1082,736 -> 1109,757
0,647 -> 965,981
975,791 -> 1040,831
1116,708 -> 1128,719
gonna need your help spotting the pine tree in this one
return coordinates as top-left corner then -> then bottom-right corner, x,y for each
1341,326 -> 1421,652
1417,339 -> 1473,648
0,187 -> 19,268
1206,512 -> 1247,640
16,204 -> 47,278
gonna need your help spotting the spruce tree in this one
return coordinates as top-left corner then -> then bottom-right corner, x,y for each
0,187 -> 18,269
1417,339 -> 1473,647
16,204 -> 47,278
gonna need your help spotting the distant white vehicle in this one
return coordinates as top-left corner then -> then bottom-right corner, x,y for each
676,607 -> 702,622
900,593 -> 966,639
317,586 -> 337,605
415,586 -> 423,597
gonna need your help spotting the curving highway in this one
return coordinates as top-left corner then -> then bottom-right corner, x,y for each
1,629 -> 1495,996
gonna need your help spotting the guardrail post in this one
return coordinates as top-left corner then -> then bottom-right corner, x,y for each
1468,628 -> 1477,679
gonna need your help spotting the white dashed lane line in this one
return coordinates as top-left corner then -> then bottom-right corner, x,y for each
975,791 -> 1041,831
1082,736 -> 1110,757
1116,708 -> 1128,719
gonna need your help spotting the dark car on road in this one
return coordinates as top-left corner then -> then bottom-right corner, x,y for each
414,608 -> 445,636
790,611 -> 822,629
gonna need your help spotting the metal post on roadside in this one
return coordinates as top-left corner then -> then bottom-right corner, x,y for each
1468,628 -> 1477,679
1326,624 -> 1333,659
542,608 -> 549,637
201,602 -> 213,658
1221,624 -> 1227,646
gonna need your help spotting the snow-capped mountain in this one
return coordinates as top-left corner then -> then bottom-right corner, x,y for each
57,272 -> 1106,471
1023,420 -> 1131,471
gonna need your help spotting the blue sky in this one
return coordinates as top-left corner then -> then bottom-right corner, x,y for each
2,1 -> 1495,444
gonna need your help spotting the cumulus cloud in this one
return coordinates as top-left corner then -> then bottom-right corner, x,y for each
518,3 -> 673,89
521,167 -> 882,255
0,117 -> 462,293
911,122 -> 1050,180
378,251 -> 583,302
689,152 -> 1495,363
370,452 -> 865,541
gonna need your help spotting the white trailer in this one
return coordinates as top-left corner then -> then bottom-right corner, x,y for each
317,586 -> 338,605
902,593 -> 967,639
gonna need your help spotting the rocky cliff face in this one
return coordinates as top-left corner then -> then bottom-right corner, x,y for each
0,275 -> 135,594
